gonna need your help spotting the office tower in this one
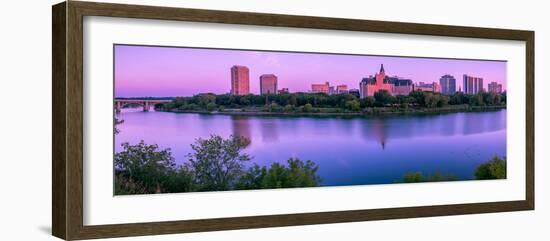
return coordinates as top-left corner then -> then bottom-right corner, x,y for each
260,74 -> 278,95
231,65 -> 250,95
439,74 -> 457,95
463,74 -> 484,94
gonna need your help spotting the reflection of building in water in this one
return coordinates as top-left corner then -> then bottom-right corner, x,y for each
231,115 -> 252,147
354,110 -> 506,151
260,120 -> 279,143
371,118 -> 388,149
360,118 -> 388,149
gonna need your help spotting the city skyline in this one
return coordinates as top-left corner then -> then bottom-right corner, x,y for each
115,44 -> 507,97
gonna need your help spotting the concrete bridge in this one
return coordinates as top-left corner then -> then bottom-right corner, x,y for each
115,99 -> 172,113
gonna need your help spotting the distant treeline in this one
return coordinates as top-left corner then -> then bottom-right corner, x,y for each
116,97 -> 175,100
156,91 -> 506,113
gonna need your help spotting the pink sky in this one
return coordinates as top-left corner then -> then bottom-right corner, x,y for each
115,44 -> 507,97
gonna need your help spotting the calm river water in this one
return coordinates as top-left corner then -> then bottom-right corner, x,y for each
115,109 -> 506,186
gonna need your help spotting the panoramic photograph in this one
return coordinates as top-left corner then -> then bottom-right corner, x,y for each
113,44 -> 507,195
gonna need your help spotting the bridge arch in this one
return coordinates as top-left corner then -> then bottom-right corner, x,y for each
115,99 -> 172,113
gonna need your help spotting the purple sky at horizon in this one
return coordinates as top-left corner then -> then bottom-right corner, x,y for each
114,45 -> 507,97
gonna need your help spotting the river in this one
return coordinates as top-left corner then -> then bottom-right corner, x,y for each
115,108 -> 506,186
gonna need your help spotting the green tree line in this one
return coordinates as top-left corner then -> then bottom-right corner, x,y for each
157,90 -> 506,113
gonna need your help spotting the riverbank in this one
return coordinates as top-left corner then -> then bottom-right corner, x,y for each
156,104 -> 506,117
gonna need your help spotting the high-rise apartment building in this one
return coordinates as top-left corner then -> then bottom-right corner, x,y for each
230,65 -> 250,95
463,74 -> 484,94
260,74 -> 278,95
488,81 -> 503,94
439,74 -> 457,95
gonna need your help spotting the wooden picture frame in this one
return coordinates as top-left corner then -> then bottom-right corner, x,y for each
52,1 -> 534,240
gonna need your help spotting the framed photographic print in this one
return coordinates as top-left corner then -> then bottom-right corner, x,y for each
52,1 -> 534,240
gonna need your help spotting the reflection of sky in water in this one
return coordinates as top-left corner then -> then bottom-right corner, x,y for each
115,109 -> 506,186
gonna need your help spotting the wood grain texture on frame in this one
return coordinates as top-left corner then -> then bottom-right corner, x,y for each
52,1 -> 535,240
